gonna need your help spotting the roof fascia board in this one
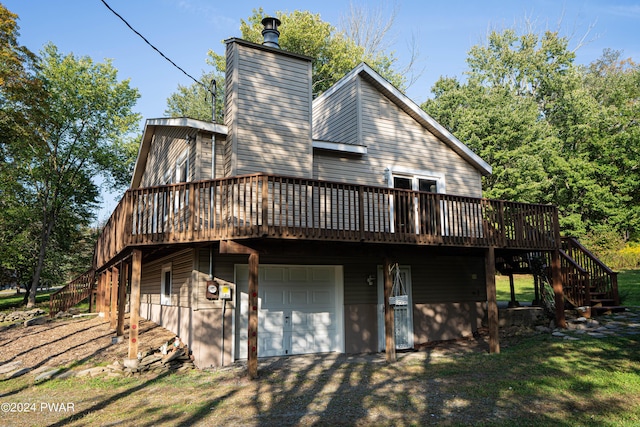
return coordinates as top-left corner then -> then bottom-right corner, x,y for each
312,140 -> 367,154
144,117 -> 227,134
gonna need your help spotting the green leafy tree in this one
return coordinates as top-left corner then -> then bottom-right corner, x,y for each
423,28 -> 640,242
4,43 -> 140,307
165,8 -> 406,121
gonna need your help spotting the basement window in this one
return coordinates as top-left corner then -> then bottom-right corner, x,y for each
161,264 -> 172,305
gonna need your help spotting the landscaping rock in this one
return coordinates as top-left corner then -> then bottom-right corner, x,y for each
0,361 -> 23,375
5,367 -> 31,379
35,368 -> 61,382
24,316 -> 48,326
140,354 -> 162,367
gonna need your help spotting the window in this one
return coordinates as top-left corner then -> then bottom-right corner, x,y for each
388,168 -> 445,234
161,264 -> 172,305
176,151 -> 189,183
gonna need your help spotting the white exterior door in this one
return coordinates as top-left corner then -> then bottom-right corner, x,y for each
377,265 -> 414,351
236,265 -> 344,359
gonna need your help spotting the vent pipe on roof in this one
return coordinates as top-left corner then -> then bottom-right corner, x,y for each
261,17 -> 281,49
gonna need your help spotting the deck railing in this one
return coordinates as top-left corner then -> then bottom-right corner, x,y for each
94,174 -> 559,269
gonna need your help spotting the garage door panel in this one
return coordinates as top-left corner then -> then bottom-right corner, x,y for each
260,311 -> 285,333
264,267 -> 285,282
288,267 -> 308,281
292,311 -> 334,332
312,290 -> 332,305
289,290 -> 308,305
261,333 -> 285,357
262,288 -> 286,306
292,332 -> 333,354
312,268 -> 332,281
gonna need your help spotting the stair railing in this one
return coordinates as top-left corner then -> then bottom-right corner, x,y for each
528,251 -> 591,309
49,268 -> 96,317
562,237 -> 619,305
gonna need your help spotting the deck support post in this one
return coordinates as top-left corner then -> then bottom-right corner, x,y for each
551,249 -> 566,328
104,268 -> 112,322
485,247 -> 500,354
248,251 -> 259,379
128,249 -> 142,360
116,261 -> 128,337
383,257 -> 396,363
532,275 -> 541,306
109,265 -> 119,329
98,270 -> 106,316
508,273 -> 520,308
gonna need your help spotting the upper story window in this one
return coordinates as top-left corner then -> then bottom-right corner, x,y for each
389,167 -> 445,194
176,150 -> 189,183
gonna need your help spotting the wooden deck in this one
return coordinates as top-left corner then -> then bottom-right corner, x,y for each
94,174 -> 560,269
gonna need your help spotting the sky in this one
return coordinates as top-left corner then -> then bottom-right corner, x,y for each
4,0 -> 640,222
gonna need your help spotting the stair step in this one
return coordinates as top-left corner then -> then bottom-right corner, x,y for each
590,292 -> 607,298
590,299 -> 616,306
591,305 -> 626,315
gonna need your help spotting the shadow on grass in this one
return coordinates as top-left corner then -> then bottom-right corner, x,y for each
0,319 -> 106,366
218,335 -> 639,426
47,372 -> 173,427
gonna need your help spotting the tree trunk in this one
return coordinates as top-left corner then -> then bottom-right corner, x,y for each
26,216 -> 55,308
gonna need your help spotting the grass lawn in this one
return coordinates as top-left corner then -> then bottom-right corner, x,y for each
0,289 -> 54,312
0,330 -> 638,426
618,269 -> 640,306
496,274 -> 535,303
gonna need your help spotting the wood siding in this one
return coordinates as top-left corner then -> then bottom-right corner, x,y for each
225,40 -> 313,178
139,127 -> 218,187
313,76 -> 359,145
140,250 -> 193,307
313,78 -> 483,198
140,127 -> 191,187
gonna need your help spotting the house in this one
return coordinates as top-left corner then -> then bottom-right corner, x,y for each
51,18 -> 619,378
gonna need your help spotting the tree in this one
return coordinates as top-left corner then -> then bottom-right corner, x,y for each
165,70 -> 223,122
165,8 -> 407,121
4,43 -> 140,307
0,3 -> 43,293
423,28 -> 640,242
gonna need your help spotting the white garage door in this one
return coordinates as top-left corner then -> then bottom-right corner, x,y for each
236,265 -> 343,358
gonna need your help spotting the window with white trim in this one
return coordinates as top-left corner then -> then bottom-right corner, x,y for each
176,150 -> 189,183
161,264 -> 172,305
388,168 -> 446,235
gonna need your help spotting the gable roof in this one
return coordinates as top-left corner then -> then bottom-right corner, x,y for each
313,63 -> 492,176
130,117 -> 228,188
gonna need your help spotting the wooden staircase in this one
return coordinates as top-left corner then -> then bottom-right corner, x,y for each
49,268 -> 96,317
496,237 -> 622,315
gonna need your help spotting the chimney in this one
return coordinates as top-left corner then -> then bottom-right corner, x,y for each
261,17 -> 281,49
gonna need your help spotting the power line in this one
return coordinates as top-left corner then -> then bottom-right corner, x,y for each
99,0 -> 212,96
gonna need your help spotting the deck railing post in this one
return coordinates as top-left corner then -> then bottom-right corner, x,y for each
358,185 -> 365,241
261,176 -> 269,236
498,201 -> 506,247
